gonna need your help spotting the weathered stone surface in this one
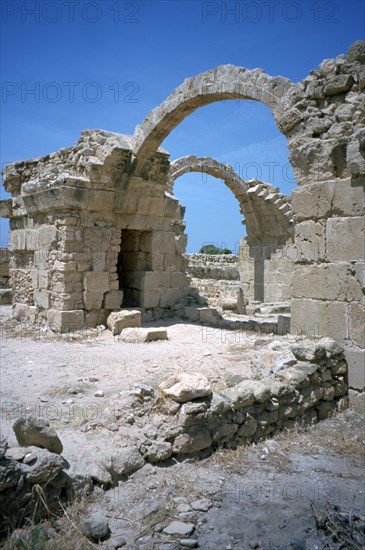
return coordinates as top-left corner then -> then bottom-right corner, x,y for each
237,415 -> 257,438
324,75 -> 354,96
145,441 -> 172,463
221,381 -> 255,409
103,289 -> 124,310
172,427 -> 212,454
107,309 -> 141,335
13,415 -> 63,454
110,446 -> 145,477
163,521 -> 195,536
81,512 -> 111,542
159,373 -> 212,402
25,447 -> 65,484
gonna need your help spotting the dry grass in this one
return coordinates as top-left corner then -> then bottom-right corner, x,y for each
0,496 -> 98,550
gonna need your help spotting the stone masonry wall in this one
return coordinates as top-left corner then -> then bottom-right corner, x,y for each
286,42 -> 365,390
238,237 -> 294,303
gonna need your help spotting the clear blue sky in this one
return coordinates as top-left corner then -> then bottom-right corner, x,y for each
1,0 -> 364,252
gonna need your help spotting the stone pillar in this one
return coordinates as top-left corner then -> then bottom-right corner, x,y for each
291,178 -> 365,389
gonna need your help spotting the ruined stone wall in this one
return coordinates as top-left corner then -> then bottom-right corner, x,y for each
284,42 -> 365,389
0,248 -> 10,288
145,339 -> 348,457
238,238 -> 294,303
186,253 -> 239,280
3,130 -> 188,331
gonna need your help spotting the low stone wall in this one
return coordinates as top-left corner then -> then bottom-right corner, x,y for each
147,339 -> 348,457
186,253 -> 239,281
91,338 -> 348,467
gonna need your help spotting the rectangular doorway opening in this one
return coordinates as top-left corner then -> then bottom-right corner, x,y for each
117,230 -> 152,307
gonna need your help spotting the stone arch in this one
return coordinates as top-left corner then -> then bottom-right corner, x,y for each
132,65 -> 294,170
168,155 -> 293,242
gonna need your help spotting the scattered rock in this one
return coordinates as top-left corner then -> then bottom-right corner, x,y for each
110,446 -> 145,477
180,539 -> 199,548
163,521 -> 195,536
177,503 -> 191,513
81,512 -> 111,542
160,373 -> 212,403
25,447 -> 65,484
111,534 -> 127,548
94,390 -> 105,397
173,427 -> 212,454
221,381 -> 255,409
191,499 -> 212,512
145,441 -> 172,463
12,415 -> 63,454
107,310 -> 141,336
5,447 -> 26,461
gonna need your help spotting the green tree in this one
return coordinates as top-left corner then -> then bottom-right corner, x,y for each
199,244 -> 232,254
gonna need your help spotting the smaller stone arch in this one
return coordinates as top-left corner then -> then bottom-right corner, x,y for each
169,155 -> 295,304
168,155 -> 293,242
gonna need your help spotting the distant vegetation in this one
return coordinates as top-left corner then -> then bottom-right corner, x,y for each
199,244 -> 232,255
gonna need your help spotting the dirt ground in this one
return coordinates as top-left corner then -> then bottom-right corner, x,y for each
0,305 -> 364,549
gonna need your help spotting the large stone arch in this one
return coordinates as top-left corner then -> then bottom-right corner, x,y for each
168,155 -> 293,242
132,65 -> 294,172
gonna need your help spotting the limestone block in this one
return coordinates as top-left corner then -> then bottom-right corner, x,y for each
172,427 -> 212,454
278,315 -> 290,335
92,252 -> 106,273
198,307 -> 220,324
295,221 -> 325,262
145,328 -> 168,341
349,302 -> 365,348
324,74 -> 354,96
84,272 -> 110,291
107,309 -> 141,335
137,197 -> 166,217
152,231 -> 176,254
37,225 -> 58,248
332,178 -> 365,215
160,373 -> 211,402
54,261 -> 77,272
345,346 -> 365,390
326,217 -> 365,261
184,306 -> 200,322
119,327 -> 168,342
347,130 -> 365,177
47,309 -> 85,333
142,271 -> 170,290
276,107 -> 303,133
291,182 -> 334,222
291,298 -> 348,341
88,190 -> 114,212
103,290 -> 124,310
34,289 -> 50,309
141,290 -> 160,308
170,272 -> 187,288
292,264 -> 363,302
83,291 -> 104,310
151,252 -> 164,271
0,198 -> 12,218
159,288 -> 182,307
164,253 -> 183,272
